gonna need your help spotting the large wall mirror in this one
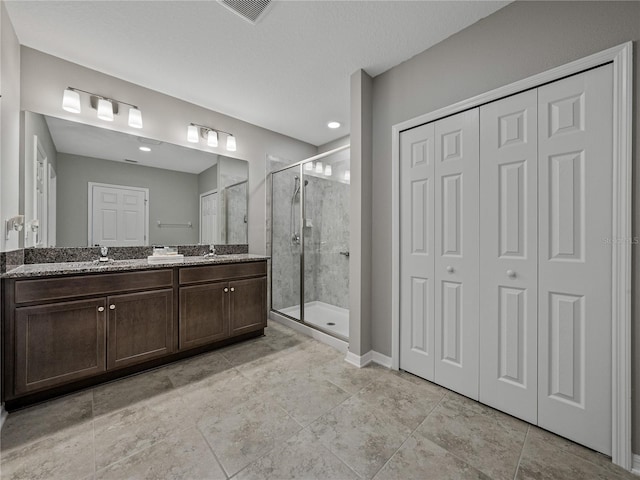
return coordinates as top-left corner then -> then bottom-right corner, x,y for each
20,112 -> 248,248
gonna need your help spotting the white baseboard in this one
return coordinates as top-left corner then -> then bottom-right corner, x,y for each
269,311 -> 348,354
345,350 -> 373,367
371,351 -> 393,368
345,350 -> 392,369
0,404 -> 7,431
632,454 -> 640,476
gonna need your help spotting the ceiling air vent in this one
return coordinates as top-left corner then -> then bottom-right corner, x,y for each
220,0 -> 272,24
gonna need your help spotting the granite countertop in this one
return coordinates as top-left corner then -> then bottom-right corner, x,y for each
2,254 -> 269,279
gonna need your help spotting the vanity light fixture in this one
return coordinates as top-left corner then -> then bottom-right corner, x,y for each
324,164 -> 332,176
315,161 -> 323,174
139,146 -> 151,152
188,123 -> 238,152
61,87 -> 144,128
327,121 -> 340,129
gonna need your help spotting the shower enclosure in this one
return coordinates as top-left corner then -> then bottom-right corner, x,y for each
270,146 -> 350,340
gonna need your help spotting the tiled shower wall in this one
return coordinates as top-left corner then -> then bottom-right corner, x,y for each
270,163 -> 349,311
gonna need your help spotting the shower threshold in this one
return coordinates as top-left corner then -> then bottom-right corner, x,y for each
279,301 -> 349,339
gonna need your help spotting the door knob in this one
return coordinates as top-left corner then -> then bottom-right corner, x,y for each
224,287 -> 229,293
97,306 -> 105,312
230,287 -> 235,292
446,266 -> 454,273
507,270 -> 516,278
109,304 -> 116,310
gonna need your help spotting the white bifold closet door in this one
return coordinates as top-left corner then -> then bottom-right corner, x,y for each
479,89 -> 538,423
399,122 -> 436,381
399,110 -> 479,399
433,110 -> 480,399
537,64 -> 613,455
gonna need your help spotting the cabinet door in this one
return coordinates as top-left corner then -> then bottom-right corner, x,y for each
479,89 -> 538,423
433,108 -> 480,400
179,282 -> 229,349
229,277 -> 267,336
15,298 -> 107,395
107,289 -> 174,370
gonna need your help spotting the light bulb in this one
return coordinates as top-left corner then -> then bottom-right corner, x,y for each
324,165 -> 332,176
315,161 -> 323,173
304,162 -> 313,171
139,146 -> 151,152
62,88 -> 81,113
128,107 -> 143,129
226,134 -> 237,151
207,130 -> 219,147
187,125 -> 199,143
97,98 -> 114,121
344,169 -> 351,181
327,121 -> 340,129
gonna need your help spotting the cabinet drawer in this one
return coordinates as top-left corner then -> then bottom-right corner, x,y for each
179,261 -> 266,285
14,269 -> 174,304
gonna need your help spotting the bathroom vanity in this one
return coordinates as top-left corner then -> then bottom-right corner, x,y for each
1,255 -> 267,409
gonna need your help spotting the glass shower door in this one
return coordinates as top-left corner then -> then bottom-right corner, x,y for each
270,164 -> 302,319
302,148 -> 350,339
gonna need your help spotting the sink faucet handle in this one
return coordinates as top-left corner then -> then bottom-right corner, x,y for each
100,246 -> 108,257
209,245 -> 216,255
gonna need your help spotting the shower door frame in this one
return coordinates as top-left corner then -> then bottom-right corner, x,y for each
269,144 -> 350,333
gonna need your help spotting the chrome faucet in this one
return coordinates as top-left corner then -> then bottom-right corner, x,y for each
97,246 -> 110,263
203,245 -> 216,258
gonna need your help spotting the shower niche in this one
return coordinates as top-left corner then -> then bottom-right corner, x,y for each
269,146 -> 350,340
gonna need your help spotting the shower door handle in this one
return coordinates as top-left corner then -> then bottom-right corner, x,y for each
339,251 -> 350,257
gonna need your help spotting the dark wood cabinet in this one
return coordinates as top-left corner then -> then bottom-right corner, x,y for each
107,289 -> 174,370
179,282 -> 229,349
14,298 -> 107,395
3,260 -> 267,407
229,277 -> 267,336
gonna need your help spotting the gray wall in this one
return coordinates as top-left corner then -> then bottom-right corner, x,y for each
1,0 -> 20,252
56,153 -> 200,246
369,1 -> 639,452
198,163 -> 218,195
19,47 -> 317,254
0,0 -> 21,418
350,69 -> 373,356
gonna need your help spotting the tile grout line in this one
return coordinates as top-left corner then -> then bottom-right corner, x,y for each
513,425 -> 530,480
194,424 -> 230,480
368,390 -> 448,480
91,390 -> 97,478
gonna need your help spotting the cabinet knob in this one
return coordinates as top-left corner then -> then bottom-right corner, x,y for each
109,304 -> 116,310
446,266 -> 454,273
230,287 -> 235,292
97,306 -> 105,312
224,288 -> 229,293
507,270 -> 516,278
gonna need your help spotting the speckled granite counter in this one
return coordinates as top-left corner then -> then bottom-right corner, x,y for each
2,254 -> 269,279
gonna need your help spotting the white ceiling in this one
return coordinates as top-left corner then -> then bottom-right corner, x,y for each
46,116 -> 218,174
6,1 -> 508,146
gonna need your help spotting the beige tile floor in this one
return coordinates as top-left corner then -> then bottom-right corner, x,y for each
1,320 -> 636,480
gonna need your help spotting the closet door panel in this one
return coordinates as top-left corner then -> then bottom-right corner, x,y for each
479,90 -> 538,423
538,64 -> 613,455
399,123 -> 436,380
434,109 -> 480,399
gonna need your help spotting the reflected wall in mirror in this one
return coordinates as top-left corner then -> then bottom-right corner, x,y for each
20,112 -> 248,247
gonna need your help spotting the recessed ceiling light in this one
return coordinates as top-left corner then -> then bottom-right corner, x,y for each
327,121 -> 340,129
139,146 -> 151,152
